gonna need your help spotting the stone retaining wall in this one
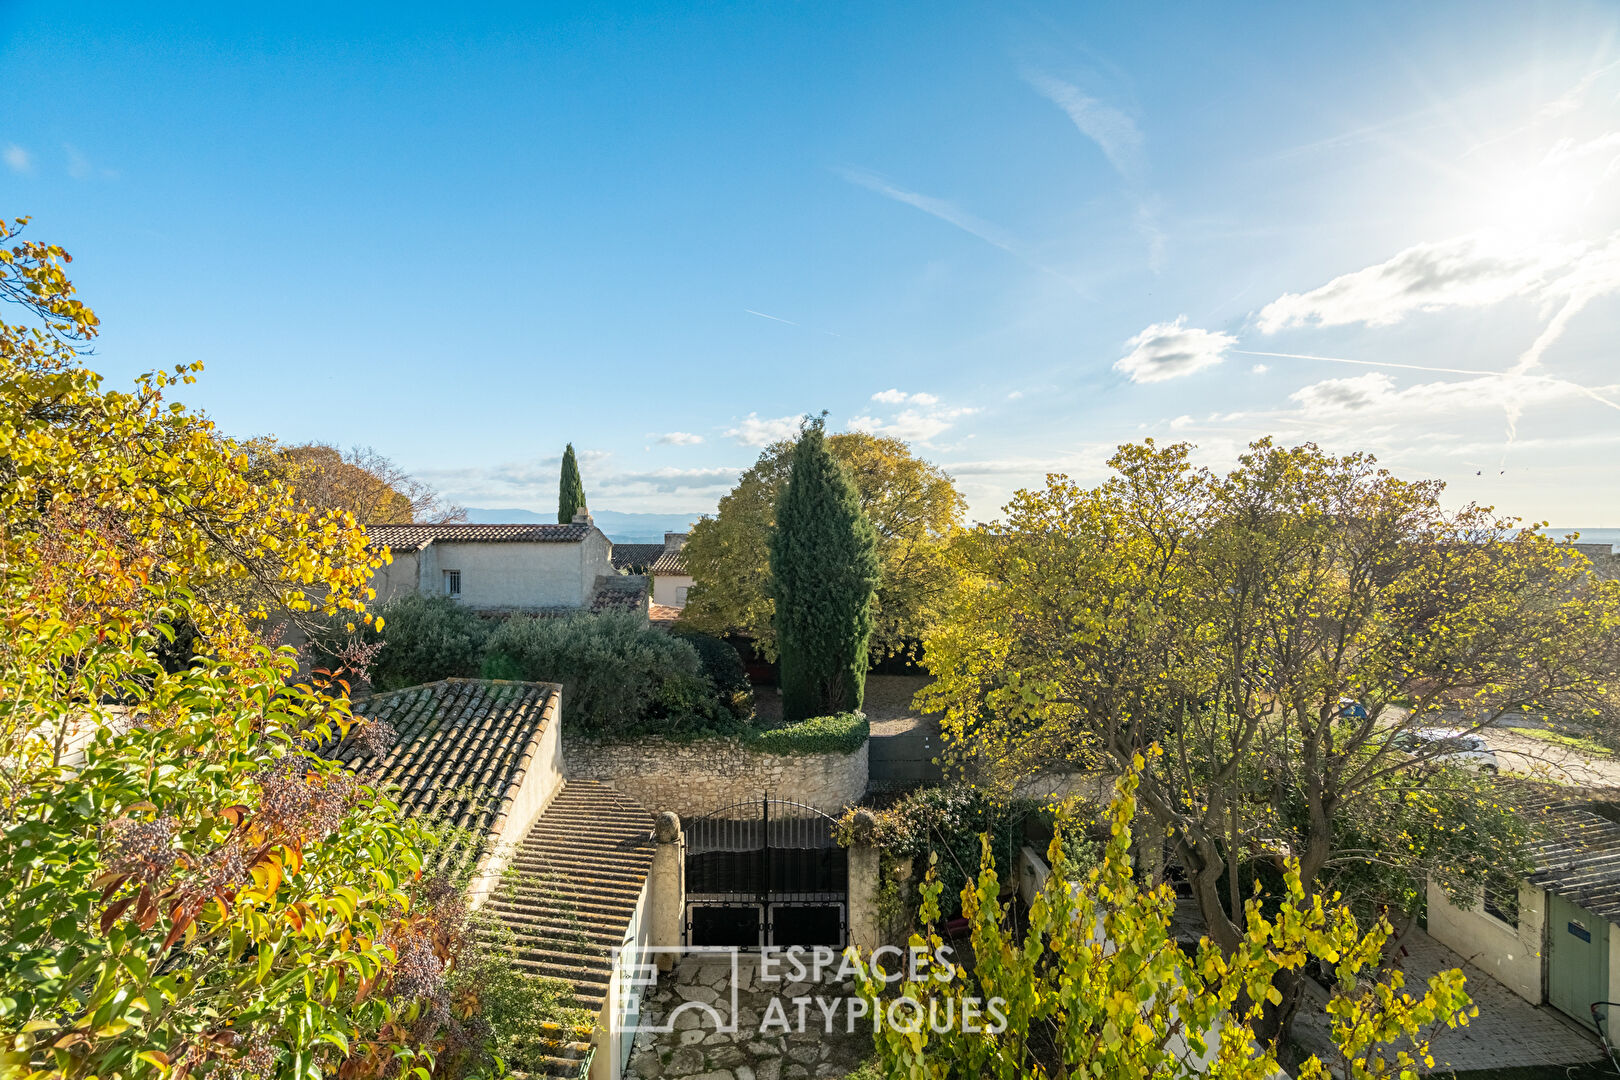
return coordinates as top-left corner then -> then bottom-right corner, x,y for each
564,735 -> 868,816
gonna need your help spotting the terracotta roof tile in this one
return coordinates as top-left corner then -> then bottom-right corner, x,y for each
650,549 -> 688,575
366,523 -> 591,552
340,679 -> 559,841
609,543 -> 664,572
590,574 -> 648,614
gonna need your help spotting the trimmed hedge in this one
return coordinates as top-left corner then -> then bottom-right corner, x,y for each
744,711 -> 867,756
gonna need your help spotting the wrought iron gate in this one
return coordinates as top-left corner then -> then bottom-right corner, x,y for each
684,795 -> 848,949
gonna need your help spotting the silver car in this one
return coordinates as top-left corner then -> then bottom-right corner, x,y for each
1390,728 -> 1500,773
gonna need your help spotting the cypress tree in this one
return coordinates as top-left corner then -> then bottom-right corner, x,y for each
558,443 -> 587,523
769,416 -> 880,722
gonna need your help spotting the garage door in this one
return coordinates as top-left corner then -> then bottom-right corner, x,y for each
1548,892 -> 1609,1031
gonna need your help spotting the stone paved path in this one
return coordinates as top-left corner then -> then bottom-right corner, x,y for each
1292,929 -> 1603,1072
627,954 -> 873,1080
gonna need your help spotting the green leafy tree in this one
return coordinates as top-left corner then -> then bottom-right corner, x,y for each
557,444 -> 586,524
770,417 -> 881,721
361,594 -> 492,691
482,611 -> 724,735
0,216 -> 504,1080
853,756 -> 1477,1079
681,431 -> 964,661
919,437 -> 1620,1040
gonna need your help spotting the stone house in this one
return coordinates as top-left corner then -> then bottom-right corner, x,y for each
1426,795 -> 1620,1033
649,532 -> 693,609
365,513 -> 648,617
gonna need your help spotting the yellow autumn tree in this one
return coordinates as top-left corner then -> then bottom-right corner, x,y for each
918,438 -> 1620,1043
0,217 -> 516,1080
851,755 -> 1477,1079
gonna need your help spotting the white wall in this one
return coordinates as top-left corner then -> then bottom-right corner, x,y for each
652,573 -> 693,608
370,530 -> 615,611
597,877 -> 654,1080
1425,879 -> 1546,1004
369,549 -> 422,606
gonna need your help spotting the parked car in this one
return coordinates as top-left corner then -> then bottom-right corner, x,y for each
1390,727 -> 1500,773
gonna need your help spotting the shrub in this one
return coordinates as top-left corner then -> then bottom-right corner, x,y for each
482,610 -> 714,736
672,628 -> 753,718
746,711 -> 868,755
837,784 -> 1036,919
366,593 -> 491,691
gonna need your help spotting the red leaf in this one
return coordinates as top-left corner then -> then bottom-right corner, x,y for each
161,911 -> 194,952
100,896 -> 134,935
136,884 -> 159,931
98,872 -> 132,902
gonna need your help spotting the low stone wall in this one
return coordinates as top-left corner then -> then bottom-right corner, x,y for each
564,735 -> 868,816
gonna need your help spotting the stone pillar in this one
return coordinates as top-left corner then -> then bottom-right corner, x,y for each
649,811 -> 685,971
846,809 -> 881,954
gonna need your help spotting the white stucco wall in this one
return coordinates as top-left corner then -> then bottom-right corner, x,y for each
369,549 -> 422,606
652,573 -> 694,608
1425,878 -> 1546,1004
596,877 -> 654,1080
370,530 -> 616,611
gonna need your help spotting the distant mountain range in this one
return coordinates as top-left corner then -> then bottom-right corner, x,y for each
464,507 -> 704,544
1541,527 -> 1620,547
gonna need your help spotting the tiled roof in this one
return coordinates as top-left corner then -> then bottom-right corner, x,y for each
650,549 -> 688,575
609,543 -> 664,573
365,523 -> 591,552
1526,799 -> 1620,924
483,780 -> 655,1018
341,679 -> 559,839
648,602 -> 681,624
589,574 -> 648,614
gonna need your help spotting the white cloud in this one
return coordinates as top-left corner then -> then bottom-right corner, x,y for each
1169,414 -> 1195,430
656,431 -> 704,446
1251,364 -> 1269,375
725,413 -> 802,447
418,460 -> 740,508
1007,390 -> 1024,400
607,467 -> 741,494
1025,72 -> 1144,179
1254,232 -> 1620,333
1114,317 -> 1235,384
871,389 -> 938,406
1284,370 -> 1609,425
838,166 -> 1021,254
848,406 -> 976,445
3,145 -> 31,174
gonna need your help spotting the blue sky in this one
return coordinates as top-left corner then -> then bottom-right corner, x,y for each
4,2 -> 1618,525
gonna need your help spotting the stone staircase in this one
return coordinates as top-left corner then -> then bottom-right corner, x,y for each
484,779 -> 656,1019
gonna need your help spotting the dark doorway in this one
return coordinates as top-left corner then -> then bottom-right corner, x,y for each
689,905 -> 764,949
770,904 -> 844,948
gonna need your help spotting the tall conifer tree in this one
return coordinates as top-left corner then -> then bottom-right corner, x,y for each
770,416 -> 880,721
558,443 -> 587,523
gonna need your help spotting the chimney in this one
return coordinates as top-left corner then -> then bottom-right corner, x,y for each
572,507 -> 593,525
664,531 -> 688,551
